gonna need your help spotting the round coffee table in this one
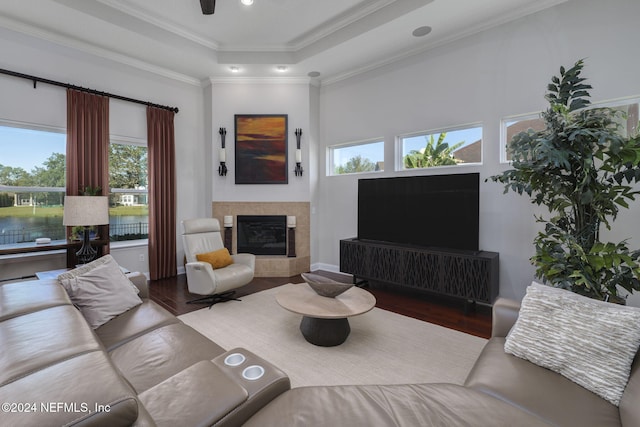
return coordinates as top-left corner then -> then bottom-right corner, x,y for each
276,283 -> 376,346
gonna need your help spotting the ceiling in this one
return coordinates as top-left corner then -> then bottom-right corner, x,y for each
0,0 -> 568,85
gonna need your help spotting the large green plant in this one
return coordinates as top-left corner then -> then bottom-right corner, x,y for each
490,60 -> 640,301
404,133 -> 464,168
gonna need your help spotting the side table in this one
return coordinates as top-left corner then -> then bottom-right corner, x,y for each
276,283 -> 376,346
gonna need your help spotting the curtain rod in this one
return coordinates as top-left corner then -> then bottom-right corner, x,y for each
0,68 -> 179,114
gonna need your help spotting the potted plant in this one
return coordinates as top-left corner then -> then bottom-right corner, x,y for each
489,60 -> 640,302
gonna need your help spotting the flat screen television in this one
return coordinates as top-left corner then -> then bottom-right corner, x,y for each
357,173 -> 479,252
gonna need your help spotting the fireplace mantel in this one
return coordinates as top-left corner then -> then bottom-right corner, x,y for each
212,202 -> 310,277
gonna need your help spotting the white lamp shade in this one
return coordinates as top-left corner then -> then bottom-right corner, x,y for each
63,196 -> 109,226
223,215 -> 233,227
287,215 -> 296,228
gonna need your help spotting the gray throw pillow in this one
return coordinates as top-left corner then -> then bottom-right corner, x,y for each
59,255 -> 142,329
505,282 -> 640,406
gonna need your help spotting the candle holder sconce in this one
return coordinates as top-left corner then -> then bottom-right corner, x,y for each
218,127 -> 228,176
294,128 -> 303,177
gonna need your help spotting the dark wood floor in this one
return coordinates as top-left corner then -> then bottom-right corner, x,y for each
149,271 -> 492,339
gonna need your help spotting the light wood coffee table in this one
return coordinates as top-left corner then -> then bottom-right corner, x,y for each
276,283 -> 376,346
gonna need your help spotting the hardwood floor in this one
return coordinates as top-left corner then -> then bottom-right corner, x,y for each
149,271 -> 492,339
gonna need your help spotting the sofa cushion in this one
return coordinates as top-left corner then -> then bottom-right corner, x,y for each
504,282 -> 640,406
107,322 -> 226,393
95,300 -> 180,351
243,383 -> 549,427
138,360 -> 248,427
0,351 -> 139,427
59,256 -> 143,329
0,305 -> 101,386
466,338 -> 621,427
620,354 -> 640,426
0,279 -> 71,321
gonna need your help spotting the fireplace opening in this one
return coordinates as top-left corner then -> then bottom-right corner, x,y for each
237,215 -> 287,255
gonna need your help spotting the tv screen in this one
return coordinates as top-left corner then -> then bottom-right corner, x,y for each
357,173 -> 479,252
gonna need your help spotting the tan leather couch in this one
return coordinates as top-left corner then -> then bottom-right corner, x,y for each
244,298 -> 640,426
0,275 -> 290,427
464,298 -> 640,426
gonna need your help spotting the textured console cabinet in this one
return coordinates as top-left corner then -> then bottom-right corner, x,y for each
340,238 -> 499,304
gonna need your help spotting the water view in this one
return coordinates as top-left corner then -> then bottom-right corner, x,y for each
0,209 -> 148,245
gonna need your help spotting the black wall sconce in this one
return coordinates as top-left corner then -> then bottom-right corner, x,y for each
218,127 -> 228,176
294,128 -> 303,176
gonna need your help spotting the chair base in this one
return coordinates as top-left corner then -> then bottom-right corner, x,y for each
187,290 -> 241,309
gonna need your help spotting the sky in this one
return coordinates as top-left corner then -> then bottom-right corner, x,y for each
333,127 -> 483,168
0,126 -> 66,171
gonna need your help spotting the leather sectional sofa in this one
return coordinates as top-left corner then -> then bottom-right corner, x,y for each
244,297 -> 640,426
0,273 -> 289,426
2,269 -> 639,426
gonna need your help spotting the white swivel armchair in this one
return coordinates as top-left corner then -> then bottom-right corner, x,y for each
181,218 -> 255,308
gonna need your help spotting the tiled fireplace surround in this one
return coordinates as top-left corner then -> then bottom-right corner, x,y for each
212,202 -> 310,277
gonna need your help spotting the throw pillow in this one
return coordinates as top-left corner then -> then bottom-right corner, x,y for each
57,255 -> 140,294
196,248 -> 234,269
505,282 -> 640,406
59,255 -> 143,329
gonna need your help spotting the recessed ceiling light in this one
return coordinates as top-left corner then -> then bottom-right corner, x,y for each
307,71 -> 321,78
276,66 -> 288,72
230,66 -> 240,73
412,26 -> 432,37
241,0 -> 253,5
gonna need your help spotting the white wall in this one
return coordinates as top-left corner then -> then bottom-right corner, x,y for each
207,80 -> 313,203
0,26 -> 205,278
316,0 -> 640,302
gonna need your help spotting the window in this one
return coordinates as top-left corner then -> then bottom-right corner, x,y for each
501,114 -> 545,163
400,125 -> 482,170
0,123 -> 149,247
329,139 -> 384,176
108,138 -> 148,242
0,123 -> 67,245
501,98 -> 640,163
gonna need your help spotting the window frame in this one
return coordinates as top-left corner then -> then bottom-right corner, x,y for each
0,120 -> 67,246
327,137 -> 385,176
500,112 -> 543,164
108,135 -> 149,246
397,122 -> 483,171
500,96 -> 640,164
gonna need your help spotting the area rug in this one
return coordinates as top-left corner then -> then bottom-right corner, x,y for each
178,285 -> 487,388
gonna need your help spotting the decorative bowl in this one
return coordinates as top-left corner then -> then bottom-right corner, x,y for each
301,272 -> 354,298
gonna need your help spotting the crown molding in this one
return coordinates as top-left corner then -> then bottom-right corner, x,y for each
0,15 -> 202,87
287,0 -> 396,51
208,76 -> 311,85
95,0 -> 219,50
322,0 -> 569,86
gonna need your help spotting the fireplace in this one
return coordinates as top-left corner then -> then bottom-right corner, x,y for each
237,215 -> 287,255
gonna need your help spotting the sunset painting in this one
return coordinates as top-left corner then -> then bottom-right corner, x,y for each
235,114 -> 288,184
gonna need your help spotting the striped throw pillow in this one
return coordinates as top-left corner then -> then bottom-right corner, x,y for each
505,282 -> 640,406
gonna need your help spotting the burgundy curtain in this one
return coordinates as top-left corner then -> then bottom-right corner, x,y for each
147,106 -> 176,280
66,89 -> 110,254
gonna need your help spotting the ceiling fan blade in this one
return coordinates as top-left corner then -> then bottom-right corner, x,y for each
200,0 -> 216,15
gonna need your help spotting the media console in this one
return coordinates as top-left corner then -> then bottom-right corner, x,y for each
339,238 -> 499,305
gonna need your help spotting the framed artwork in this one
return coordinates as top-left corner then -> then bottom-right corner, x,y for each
235,114 -> 288,184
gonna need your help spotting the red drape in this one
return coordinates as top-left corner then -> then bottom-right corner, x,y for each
147,106 -> 177,280
66,89 -> 110,254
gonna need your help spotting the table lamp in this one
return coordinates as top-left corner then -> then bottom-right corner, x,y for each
63,195 -> 109,264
